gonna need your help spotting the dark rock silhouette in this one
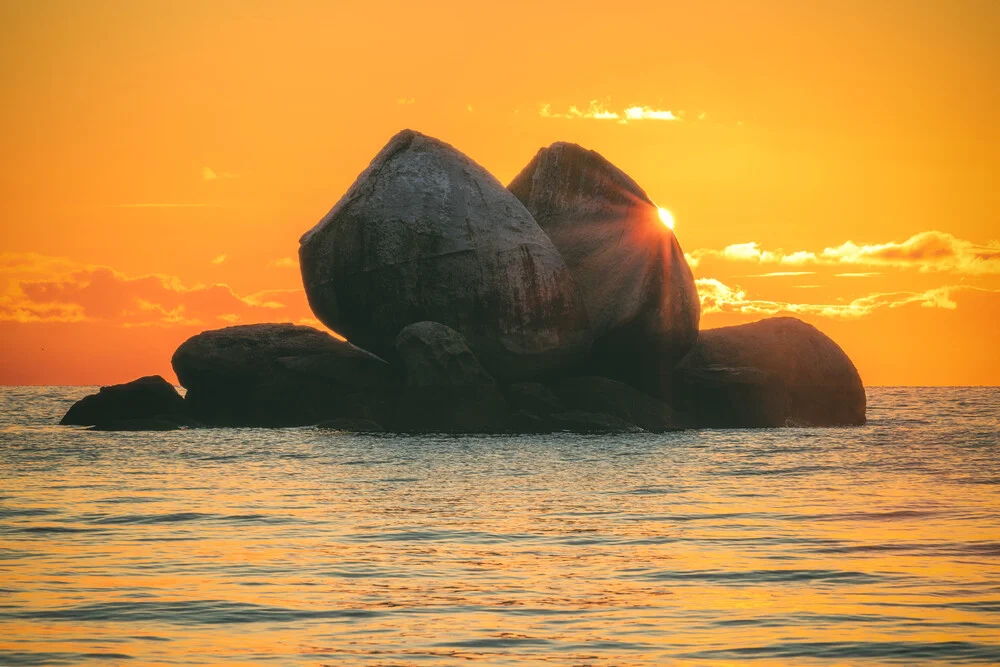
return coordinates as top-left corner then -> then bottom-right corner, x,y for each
393,321 -> 508,432
172,323 -> 399,427
61,375 -> 186,427
671,366 -> 789,428
553,376 -> 683,432
508,142 -> 700,392
504,382 -> 565,418
675,317 -> 866,426
299,129 -> 593,382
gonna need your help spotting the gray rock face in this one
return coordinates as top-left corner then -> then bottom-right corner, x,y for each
171,323 -> 399,426
61,375 -> 186,427
671,365 -> 789,428
393,321 -> 508,432
299,129 -> 593,382
675,317 -> 866,426
508,142 -> 700,391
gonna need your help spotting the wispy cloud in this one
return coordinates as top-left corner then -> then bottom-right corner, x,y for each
696,277 -> 995,318
747,271 -> 816,277
396,97 -> 415,105
687,231 -> 1000,275
210,254 -> 227,265
0,254 -> 312,327
268,257 -> 298,269
202,166 -> 238,181
540,101 -> 691,124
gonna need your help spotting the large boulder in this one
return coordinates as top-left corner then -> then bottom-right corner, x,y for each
171,323 -> 399,426
508,142 -> 700,392
670,366 -> 789,428
299,129 -> 593,382
60,375 -> 187,427
393,321 -> 508,432
675,317 -> 866,426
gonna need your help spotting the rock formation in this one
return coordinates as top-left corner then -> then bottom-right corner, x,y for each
393,321 -> 508,432
171,323 -> 399,427
60,375 -> 187,428
299,129 -> 593,382
675,317 -> 866,426
508,142 -> 700,392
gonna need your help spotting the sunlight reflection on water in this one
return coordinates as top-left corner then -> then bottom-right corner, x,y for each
0,387 -> 998,665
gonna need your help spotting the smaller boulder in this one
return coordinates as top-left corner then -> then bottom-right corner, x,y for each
394,322 -> 508,432
171,324 -> 400,427
671,366 -> 789,428
675,317 -> 866,426
553,376 -> 682,432
61,376 -> 186,427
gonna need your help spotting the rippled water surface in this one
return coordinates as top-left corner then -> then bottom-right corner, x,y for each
1,386 -> 998,666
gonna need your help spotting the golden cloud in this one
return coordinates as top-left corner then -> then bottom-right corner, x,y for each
540,101 -> 688,123
687,230 -> 1000,274
696,277 -> 995,318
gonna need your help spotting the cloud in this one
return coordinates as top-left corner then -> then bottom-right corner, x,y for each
268,257 -> 298,269
202,166 -> 238,181
210,254 -> 227,265
696,277 -> 995,318
686,231 -> 1000,275
540,101 -> 691,124
0,255 -> 313,327
396,97 -> 415,105
624,106 -> 679,121
821,231 -> 1000,274
836,272 -> 882,278
747,271 -> 816,277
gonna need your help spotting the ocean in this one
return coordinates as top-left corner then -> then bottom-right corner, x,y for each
1,386 -> 998,666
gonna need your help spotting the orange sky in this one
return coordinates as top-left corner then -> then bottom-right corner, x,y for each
1,0 -> 998,385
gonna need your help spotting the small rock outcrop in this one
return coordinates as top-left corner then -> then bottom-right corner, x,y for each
553,376 -> 683,432
61,375 -> 187,428
171,323 -> 399,426
299,129 -> 593,382
508,142 -> 700,392
675,317 -> 866,426
393,321 -> 508,432
671,366 -> 789,428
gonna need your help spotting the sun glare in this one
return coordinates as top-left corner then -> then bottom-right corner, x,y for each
658,207 -> 675,230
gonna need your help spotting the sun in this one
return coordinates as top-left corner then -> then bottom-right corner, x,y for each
658,207 -> 675,230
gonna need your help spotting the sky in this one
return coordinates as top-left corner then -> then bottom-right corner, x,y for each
1,0 -> 998,386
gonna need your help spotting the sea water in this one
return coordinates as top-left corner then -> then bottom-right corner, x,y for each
1,386 -> 998,666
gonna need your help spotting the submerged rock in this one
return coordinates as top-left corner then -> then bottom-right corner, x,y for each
61,375 -> 186,427
171,323 -> 399,427
393,321 -> 508,432
508,142 -> 700,391
675,317 -> 866,426
299,129 -> 593,381
315,418 -> 385,433
552,375 -> 683,432
671,365 -> 789,428
549,410 -> 643,433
